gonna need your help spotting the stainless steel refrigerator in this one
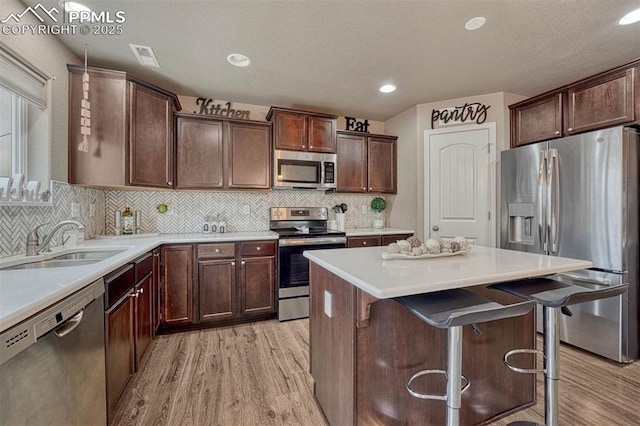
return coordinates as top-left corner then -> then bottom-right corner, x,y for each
500,126 -> 639,363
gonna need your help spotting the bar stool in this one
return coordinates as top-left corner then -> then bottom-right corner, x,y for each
394,288 -> 536,426
490,278 -> 629,426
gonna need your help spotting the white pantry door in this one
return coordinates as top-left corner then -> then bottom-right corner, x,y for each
424,123 -> 496,246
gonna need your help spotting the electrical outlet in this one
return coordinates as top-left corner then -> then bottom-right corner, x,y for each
242,204 -> 250,215
165,205 -> 175,216
324,290 -> 333,318
71,202 -> 80,217
89,203 -> 95,218
361,205 -> 367,214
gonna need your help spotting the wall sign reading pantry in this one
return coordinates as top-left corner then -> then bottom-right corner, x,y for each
194,98 -> 251,119
431,102 -> 491,128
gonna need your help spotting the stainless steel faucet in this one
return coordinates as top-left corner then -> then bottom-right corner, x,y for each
26,220 -> 85,256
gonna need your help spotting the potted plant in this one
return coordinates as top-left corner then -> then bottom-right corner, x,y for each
370,197 -> 386,229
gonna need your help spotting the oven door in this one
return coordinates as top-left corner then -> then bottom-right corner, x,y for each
277,240 -> 345,320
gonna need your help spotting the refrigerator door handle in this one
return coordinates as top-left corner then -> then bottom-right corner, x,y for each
548,149 -> 559,253
538,150 -> 547,252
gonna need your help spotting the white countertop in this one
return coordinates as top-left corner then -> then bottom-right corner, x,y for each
344,228 -> 414,237
303,245 -> 593,299
0,231 -> 278,332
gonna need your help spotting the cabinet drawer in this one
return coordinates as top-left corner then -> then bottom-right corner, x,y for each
198,243 -> 235,259
134,253 -> 153,282
347,236 -> 381,248
104,264 -> 135,309
241,241 -> 276,257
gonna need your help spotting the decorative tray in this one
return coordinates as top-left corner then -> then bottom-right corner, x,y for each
381,248 -> 471,260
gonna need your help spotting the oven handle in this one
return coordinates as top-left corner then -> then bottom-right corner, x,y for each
279,237 -> 346,247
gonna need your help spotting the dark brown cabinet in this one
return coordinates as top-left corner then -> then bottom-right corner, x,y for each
197,243 -> 237,322
68,65 -> 180,188
160,244 -> 194,326
104,253 -> 155,417
240,242 -> 276,316
510,93 -> 563,147
152,248 -> 161,335
175,114 -> 272,190
347,233 -> 414,248
267,107 -> 338,153
510,60 -> 639,147
337,131 -> 397,194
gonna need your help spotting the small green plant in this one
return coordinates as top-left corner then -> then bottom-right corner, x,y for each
370,197 -> 386,213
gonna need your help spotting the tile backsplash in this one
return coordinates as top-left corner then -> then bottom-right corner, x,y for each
1,182 -> 385,257
0,182 -> 105,257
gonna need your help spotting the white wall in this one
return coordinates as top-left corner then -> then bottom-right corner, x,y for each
0,0 -> 81,182
386,92 -> 528,242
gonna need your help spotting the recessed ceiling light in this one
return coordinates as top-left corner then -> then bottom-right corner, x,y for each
227,53 -> 251,67
60,1 -> 91,13
379,84 -> 396,93
618,8 -> 640,25
465,16 -> 486,30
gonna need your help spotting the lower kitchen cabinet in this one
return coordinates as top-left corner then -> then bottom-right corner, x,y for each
347,233 -> 414,248
104,252 -> 155,417
160,241 -> 276,332
160,244 -> 194,326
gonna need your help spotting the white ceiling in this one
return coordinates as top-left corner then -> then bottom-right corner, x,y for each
21,0 -> 640,121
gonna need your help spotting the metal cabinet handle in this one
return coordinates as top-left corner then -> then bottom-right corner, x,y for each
256,246 -> 261,251
567,128 -> 573,132
231,261 -> 235,266
129,292 -> 138,298
362,241 -> 367,245
369,187 -> 372,191
215,249 -> 220,253
138,288 -> 144,295
241,260 -> 246,265
167,181 -> 172,185
362,187 -> 366,191
554,130 -> 560,135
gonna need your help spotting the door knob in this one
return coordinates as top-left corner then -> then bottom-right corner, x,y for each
432,226 -> 439,231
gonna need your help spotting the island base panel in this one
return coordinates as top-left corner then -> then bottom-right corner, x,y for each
309,264 -> 536,425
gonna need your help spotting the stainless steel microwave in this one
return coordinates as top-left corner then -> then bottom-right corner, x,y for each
273,149 -> 337,190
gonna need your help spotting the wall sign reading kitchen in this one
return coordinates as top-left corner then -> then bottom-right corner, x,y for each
194,97 -> 251,119
431,102 -> 490,129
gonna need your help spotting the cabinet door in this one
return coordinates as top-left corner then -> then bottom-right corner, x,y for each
128,83 -> 174,188
134,274 -> 153,369
308,115 -> 337,153
273,110 -> 307,151
105,293 -> 134,412
367,136 -> 397,193
510,93 -> 563,147
380,234 -> 414,246
227,121 -> 272,189
241,257 -> 276,315
198,259 -> 237,322
565,68 -> 635,135
347,236 -> 381,248
176,116 -> 224,189
160,245 -> 194,326
336,132 -> 367,192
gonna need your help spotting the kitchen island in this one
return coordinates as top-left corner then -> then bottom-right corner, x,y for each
304,245 -> 592,425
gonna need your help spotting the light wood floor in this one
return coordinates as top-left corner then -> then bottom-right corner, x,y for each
112,319 -> 640,425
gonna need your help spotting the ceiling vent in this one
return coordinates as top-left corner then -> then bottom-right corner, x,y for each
129,44 -> 160,68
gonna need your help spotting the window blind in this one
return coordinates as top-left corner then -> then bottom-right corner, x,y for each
0,45 -> 48,109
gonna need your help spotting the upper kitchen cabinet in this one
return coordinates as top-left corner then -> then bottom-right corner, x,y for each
510,60 -> 639,147
336,130 -> 397,194
68,65 -> 180,188
175,113 -> 272,190
510,93 -> 563,147
564,67 -> 635,135
267,107 -> 338,153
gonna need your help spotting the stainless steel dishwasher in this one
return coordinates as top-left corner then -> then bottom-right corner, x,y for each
0,279 -> 107,425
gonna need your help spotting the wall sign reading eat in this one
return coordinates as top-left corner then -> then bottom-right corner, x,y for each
194,98 -> 251,119
431,102 -> 490,129
345,116 -> 370,133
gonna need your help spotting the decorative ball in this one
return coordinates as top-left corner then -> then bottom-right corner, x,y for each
411,247 -> 422,256
425,239 -> 441,254
397,240 -> 412,253
450,241 -> 461,252
387,243 -> 402,254
453,236 -> 469,250
420,245 -> 430,255
406,236 -> 422,248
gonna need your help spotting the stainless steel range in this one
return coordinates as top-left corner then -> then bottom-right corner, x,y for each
270,207 -> 346,321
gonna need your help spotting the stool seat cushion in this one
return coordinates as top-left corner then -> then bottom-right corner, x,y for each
490,278 -> 628,308
394,289 -> 534,328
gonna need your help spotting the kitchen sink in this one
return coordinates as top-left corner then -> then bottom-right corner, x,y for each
2,249 -> 127,270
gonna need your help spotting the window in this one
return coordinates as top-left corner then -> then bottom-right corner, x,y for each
0,44 -> 50,202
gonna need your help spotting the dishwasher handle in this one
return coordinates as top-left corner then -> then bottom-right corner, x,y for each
54,309 -> 84,338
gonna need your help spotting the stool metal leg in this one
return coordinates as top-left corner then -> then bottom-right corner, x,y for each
446,325 -> 463,426
543,306 -> 560,426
